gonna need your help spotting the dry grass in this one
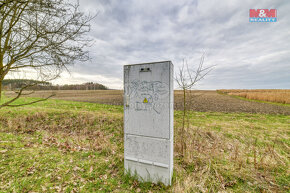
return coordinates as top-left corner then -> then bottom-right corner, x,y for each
218,89 -> 290,104
0,97 -> 289,192
172,111 -> 290,192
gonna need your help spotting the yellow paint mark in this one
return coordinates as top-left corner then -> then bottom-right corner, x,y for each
143,98 -> 148,103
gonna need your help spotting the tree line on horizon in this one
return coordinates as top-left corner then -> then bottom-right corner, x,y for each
2,79 -> 108,91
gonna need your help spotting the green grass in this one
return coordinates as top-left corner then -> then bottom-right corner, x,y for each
0,96 -> 289,192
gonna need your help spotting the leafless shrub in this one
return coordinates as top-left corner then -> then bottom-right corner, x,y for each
175,53 -> 214,156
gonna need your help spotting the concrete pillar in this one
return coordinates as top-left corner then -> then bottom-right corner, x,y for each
124,61 -> 174,185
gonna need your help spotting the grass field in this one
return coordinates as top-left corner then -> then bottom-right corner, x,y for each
218,89 -> 290,105
0,96 -> 289,192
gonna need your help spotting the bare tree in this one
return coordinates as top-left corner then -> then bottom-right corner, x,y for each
175,53 -> 214,157
0,0 -> 94,107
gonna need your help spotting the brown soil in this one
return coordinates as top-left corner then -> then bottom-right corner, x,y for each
5,90 -> 290,115
175,90 -> 290,115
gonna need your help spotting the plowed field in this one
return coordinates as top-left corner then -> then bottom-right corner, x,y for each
4,90 -> 290,115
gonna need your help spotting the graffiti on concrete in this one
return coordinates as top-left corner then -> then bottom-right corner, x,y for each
128,80 -> 168,114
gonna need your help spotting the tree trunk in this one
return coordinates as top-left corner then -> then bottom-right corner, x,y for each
182,88 -> 186,156
0,80 -> 2,103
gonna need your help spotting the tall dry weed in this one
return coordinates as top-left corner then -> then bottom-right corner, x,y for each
218,89 -> 290,104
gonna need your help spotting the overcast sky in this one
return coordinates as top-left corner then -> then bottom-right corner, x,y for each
53,0 -> 290,89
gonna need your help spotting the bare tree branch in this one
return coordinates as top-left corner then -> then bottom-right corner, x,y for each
0,0 -> 94,107
2,94 -> 55,107
175,53 -> 215,157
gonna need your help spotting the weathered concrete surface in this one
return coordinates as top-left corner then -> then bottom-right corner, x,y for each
124,61 -> 174,185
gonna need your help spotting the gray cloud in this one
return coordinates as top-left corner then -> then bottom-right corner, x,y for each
56,0 -> 290,89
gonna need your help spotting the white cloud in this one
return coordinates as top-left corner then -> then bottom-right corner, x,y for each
51,0 -> 290,89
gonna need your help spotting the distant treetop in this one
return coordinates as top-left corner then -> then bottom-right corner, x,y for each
2,79 -> 108,90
